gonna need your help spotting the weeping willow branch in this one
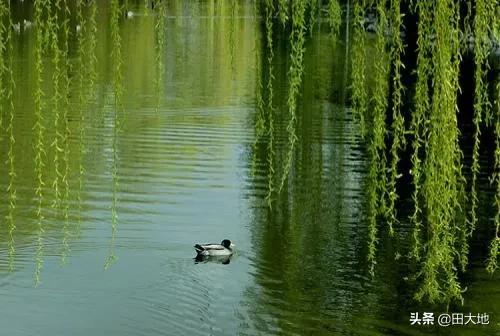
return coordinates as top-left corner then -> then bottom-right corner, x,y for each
229,0 -> 237,70
264,0 -> 275,208
105,0 -> 123,270
469,0 -> 496,241
50,0 -> 63,213
328,0 -> 342,40
385,0 -> 406,231
5,0 -> 17,271
75,0 -> 86,238
251,0 -> 265,178
278,0 -> 289,26
366,0 -> 390,276
33,0 -> 47,286
486,79 -> 500,274
351,0 -> 367,137
154,0 -> 167,114
409,0 -> 432,261
75,0 -> 98,235
0,1 -> 6,131
60,0 -> 71,264
415,0 -> 464,304
308,0 -> 319,35
279,0 -> 307,192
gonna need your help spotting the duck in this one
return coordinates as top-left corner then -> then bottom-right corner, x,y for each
194,239 -> 235,257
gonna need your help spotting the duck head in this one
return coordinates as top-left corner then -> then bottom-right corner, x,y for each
221,239 -> 234,249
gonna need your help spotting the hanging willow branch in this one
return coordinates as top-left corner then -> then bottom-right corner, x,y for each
50,0 -> 63,212
154,0 -> 167,114
5,0 -> 17,271
469,0 -> 496,240
486,79 -> 500,274
279,0 -> 307,192
409,0 -> 433,261
328,0 -> 342,40
351,0 -> 367,137
0,1 -> 6,131
60,0 -> 72,264
75,0 -> 86,237
262,0 -> 277,208
105,0 -> 123,270
278,0 -> 289,26
415,0 -> 464,304
33,0 -> 47,286
385,0 -> 406,231
366,0 -> 390,276
308,0 -> 319,35
251,0 -> 265,180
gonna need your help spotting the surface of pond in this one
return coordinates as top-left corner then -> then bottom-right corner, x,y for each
0,1 -> 498,335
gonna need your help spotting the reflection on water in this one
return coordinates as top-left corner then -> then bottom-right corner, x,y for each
0,1 -> 498,335
194,254 -> 232,265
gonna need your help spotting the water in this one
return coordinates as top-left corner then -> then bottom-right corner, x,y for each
0,1 -> 498,335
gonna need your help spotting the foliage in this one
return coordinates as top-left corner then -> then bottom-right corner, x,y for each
328,0 -> 342,40
414,0 -> 464,304
351,0 -> 368,138
486,75 -> 500,273
4,0 -> 16,271
33,0 -> 47,286
154,0 -> 167,114
470,0 -> 496,243
385,0 -> 406,230
366,0 -> 390,276
279,0 -> 307,192
409,0 -> 432,261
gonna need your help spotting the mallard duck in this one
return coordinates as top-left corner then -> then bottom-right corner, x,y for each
194,239 -> 235,257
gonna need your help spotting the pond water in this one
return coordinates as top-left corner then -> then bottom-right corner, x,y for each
0,1 -> 498,335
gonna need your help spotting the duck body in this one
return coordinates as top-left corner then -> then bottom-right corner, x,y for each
194,239 -> 234,257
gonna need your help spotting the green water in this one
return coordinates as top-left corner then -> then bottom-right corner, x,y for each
0,1 -> 498,335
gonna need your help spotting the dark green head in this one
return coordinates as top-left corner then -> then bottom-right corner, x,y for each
221,239 -> 233,249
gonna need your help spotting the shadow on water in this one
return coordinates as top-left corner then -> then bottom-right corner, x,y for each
194,254 -> 232,265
